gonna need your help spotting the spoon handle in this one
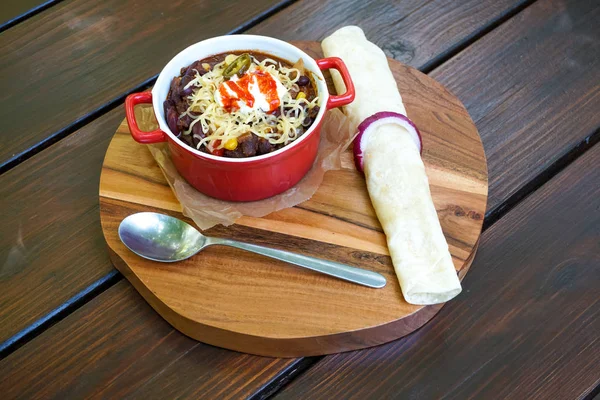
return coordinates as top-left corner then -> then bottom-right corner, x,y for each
211,238 -> 386,288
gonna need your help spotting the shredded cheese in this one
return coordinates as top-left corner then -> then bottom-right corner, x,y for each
180,56 -> 318,152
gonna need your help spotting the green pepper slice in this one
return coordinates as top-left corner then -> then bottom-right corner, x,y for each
223,53 -> 252,78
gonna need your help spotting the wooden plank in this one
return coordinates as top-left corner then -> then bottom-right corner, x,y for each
429,0 -> 600,214
0,0 -> 53,29
0,280 -> 299,399
0,108 -> 123,343
0,0 -> 289,170
248,0 -> 531,70
272,145 -> 600,398
251,0 -> 600,216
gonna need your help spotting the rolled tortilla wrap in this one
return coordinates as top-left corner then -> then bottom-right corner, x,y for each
322,26 -> 461,305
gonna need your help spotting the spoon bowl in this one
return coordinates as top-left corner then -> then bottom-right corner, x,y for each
118,212 -> 386,288
119,212 -> 206,262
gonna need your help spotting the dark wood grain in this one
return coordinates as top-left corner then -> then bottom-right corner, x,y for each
0,280 -> 299,399
0,0 -> 289,170
249,0 -> 530,69
0,108 -> 123,343
272,147 -> 600,399
430,0 -> 600,214
0,0 -> 52,28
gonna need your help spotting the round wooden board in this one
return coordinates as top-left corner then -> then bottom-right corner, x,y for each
99,42 -> 488,357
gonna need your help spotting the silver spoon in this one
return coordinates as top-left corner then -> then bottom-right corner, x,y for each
118,212 -> 386,288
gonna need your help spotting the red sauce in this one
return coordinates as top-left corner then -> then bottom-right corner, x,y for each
219,70 -> 280,113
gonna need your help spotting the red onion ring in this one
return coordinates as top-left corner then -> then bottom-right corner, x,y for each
353,112 -> 423,172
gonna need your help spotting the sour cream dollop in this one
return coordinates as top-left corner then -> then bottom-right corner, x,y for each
215,69 -> 288,113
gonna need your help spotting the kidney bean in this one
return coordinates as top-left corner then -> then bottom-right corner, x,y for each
192,133 -> 204,148
170,77 -> 182,98
297,75 -> 310,86
302,117 -> 313,127
180,75 -> 194,96
192,123 -> 205,137
163,99 -> 174,117
166,108 -> 179,134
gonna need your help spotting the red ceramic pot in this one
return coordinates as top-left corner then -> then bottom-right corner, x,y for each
125,35 -> 354,201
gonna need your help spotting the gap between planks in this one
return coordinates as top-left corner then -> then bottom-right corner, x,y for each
420,0 -> 537,74
0,0 -> 65,34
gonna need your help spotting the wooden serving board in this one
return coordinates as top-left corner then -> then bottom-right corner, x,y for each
99,42 -> 487,357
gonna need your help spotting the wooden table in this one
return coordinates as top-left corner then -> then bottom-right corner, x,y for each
0,0 -> 598,398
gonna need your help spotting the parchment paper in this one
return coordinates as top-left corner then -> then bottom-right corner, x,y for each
135,106 -> 353,230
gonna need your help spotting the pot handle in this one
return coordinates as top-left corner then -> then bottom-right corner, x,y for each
316,57 -> 356,110
125,92 -> 167,144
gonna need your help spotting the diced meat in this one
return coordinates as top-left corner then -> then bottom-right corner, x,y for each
185,61 -> 203,77
223,148 -> 245,158
238,133 -> 258,157
178,133 -> 194,147
289,86 -> 299,99
258,137 -> 274,154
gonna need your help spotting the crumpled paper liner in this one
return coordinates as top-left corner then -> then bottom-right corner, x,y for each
135,106 -> 354,230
